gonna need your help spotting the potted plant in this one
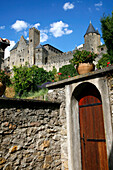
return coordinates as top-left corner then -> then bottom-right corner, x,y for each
0,70 -> 11,96
70,50 -> 97,74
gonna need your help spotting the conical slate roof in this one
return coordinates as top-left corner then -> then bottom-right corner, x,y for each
84,21 -> 100,36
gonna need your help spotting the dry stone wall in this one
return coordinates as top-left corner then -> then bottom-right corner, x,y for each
0,98 -> 62,170
47,88 -> 68,170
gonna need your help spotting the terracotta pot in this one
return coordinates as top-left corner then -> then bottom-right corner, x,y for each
0,82 -> 6,97
77,63 -> 95,75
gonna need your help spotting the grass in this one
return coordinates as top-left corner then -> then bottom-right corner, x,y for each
5,85 -> 15,98
16,88 -> 48,100
4,84 -> 48,100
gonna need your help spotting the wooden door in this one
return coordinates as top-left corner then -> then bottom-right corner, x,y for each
79,87 -> 109,170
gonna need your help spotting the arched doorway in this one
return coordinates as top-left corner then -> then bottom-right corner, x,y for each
78,83 -> 108,170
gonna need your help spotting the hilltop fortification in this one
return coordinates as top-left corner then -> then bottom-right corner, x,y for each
3,22 -> 107,71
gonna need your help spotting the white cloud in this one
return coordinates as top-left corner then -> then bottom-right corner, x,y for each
24,31 -> 27,37
40,32 -> 48,42
33,23 -> 40,29
50,21 -> 73,38
96,8 -> 100,11
29,23 -> 40,29
94,1 -> 103,7
11,20 -> 28,32
77,44 -> 83,49
0,26 -> 5,29
64,28 -> 73,34
88,7 -> 92,12
5,40 -> 16,58
41,29 -> 48,33
63,2 -> 74,11
101,42 -> 103,45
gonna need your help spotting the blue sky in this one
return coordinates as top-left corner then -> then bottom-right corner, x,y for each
0,0 -> 113,58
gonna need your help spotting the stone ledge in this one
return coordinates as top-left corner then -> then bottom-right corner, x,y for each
46,65 -> 113,89
0,97 -> 61,109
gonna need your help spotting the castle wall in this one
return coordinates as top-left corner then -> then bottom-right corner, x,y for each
42,50 -> 75,71
35,48 -> 48,65
43,44 -> 63,64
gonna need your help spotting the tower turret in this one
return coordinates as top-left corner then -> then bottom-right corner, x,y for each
83,21 -> 101,53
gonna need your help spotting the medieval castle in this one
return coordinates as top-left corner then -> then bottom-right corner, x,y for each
1,22 -> 107,71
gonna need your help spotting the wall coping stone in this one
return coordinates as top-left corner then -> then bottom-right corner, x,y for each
46,65 -> 113,89
0,97 -> 61,109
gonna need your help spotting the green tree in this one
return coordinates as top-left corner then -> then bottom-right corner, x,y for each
13,65 -> 32,96
13,65 -> 52,96
101,11 -> 113,58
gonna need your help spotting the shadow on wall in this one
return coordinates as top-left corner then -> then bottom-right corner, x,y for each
109,142 -> 113,169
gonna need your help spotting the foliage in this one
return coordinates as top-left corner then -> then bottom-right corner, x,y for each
16,88 -> 48,99
0,70 -> 11,86
70,50 -> 97,66
30,66 -> 52,90
58,64 -> 78,80
13,64 -> 52,96
48,66 -> 57,82
96,54 -> 112,69
101,11 -> 113,57
51,66 -> 57,76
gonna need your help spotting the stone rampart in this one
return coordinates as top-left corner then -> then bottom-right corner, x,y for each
49,51 -> 74,64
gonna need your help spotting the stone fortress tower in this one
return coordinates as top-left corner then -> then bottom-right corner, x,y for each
83,21 -> 101,53
29,27 -> 40,65
3,21 -> 107,72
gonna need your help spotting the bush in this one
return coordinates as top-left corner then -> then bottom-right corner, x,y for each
48,66 -> 58,82
96,54 -> 112,69
13,65 -> 52,96
58,64 -> 78,80
30,66 -> 52,90
0,69 -> 11,86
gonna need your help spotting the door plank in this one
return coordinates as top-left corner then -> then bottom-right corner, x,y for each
79,87 -> 109,170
